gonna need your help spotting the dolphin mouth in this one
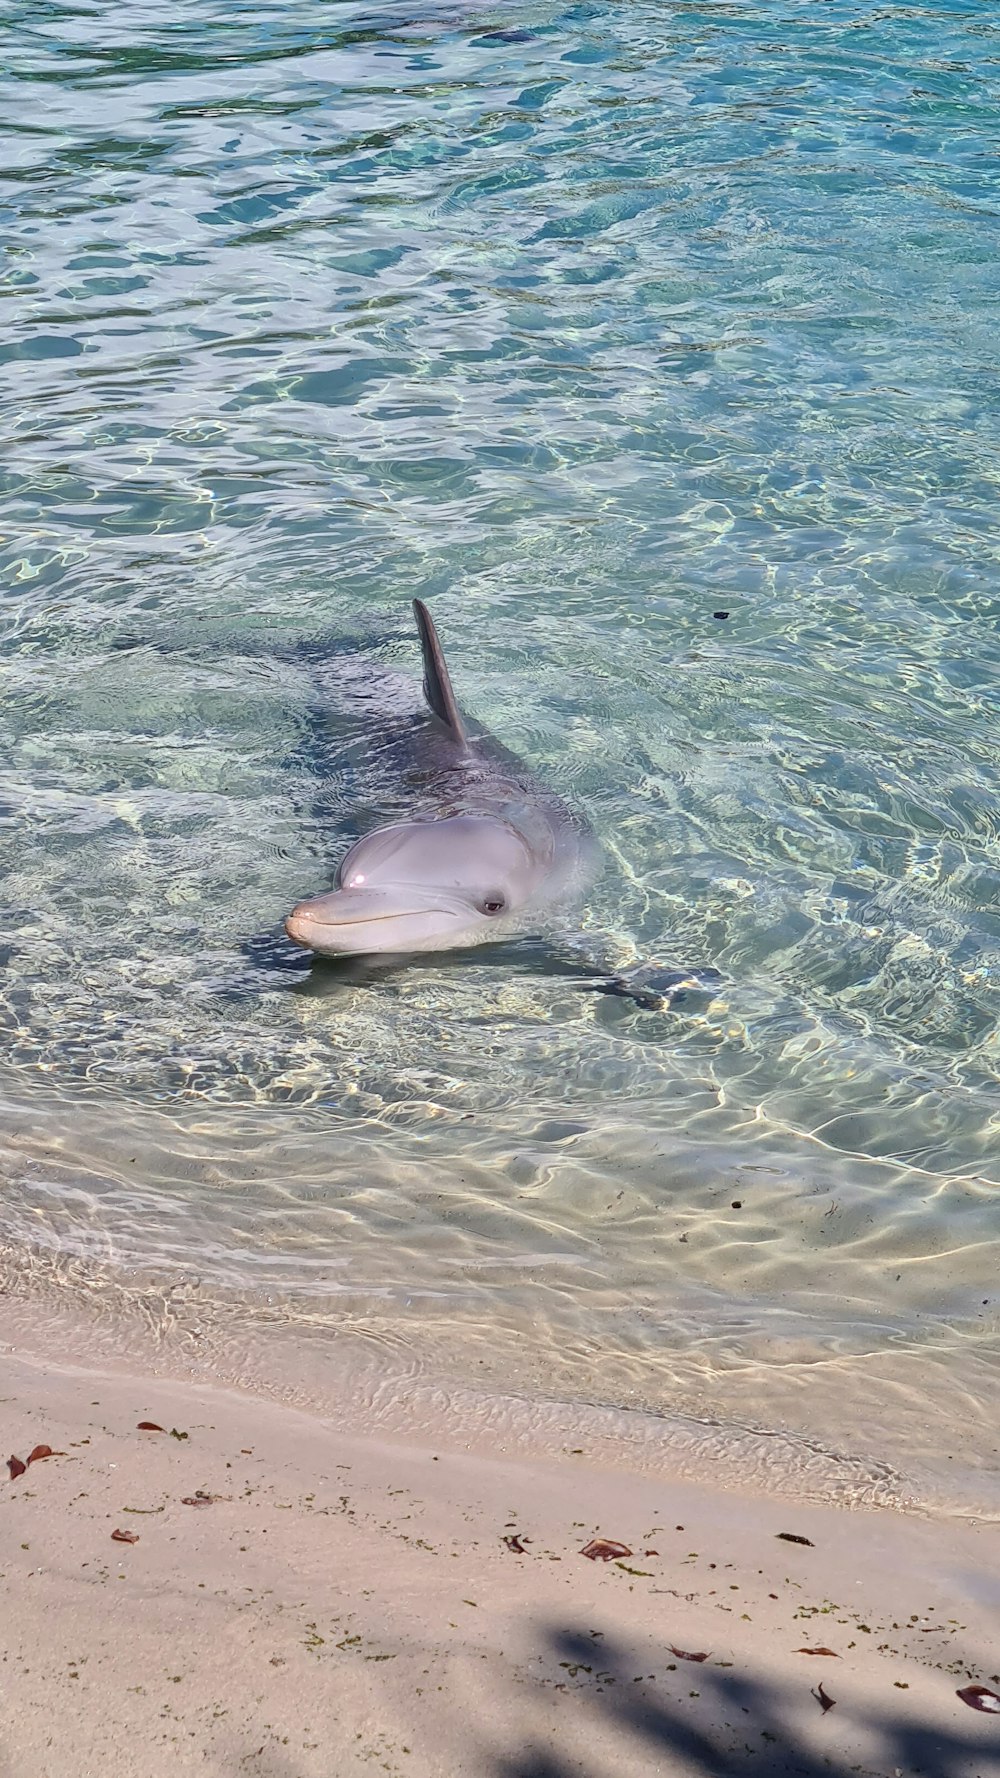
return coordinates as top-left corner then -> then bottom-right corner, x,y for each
285,909 -> 449,943
289,908 -> 447,933
284,892 -> 467,954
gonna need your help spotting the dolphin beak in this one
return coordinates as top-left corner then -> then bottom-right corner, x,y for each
284,897 -> 371,950
284,888 -> 467,956
284,906 -> 325,949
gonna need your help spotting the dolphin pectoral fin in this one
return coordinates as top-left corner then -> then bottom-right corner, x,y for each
506,929 -> 726,1010
412,599 -> 469,746
584,964 -> 726,1011
540,931 -> 725,1010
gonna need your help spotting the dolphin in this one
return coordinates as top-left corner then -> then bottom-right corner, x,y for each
283,600 -> 599,958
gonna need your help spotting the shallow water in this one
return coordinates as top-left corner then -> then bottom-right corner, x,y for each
3,0 -> 1000,1510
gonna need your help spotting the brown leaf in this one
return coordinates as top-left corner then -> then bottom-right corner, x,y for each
581,1538 -> 632,1562
777,1532 -> 814,1547
814,1682 -> 836,1712
796,1647 -> 839,1657
957,1685 -> 1000,1714
503,1534 -> 528,1554
137,1421 -> 165,1433
669,1646 -> 711,1663
26,1445 -> 54,1465
7,1455 -> 25,1480
111,1528 -> 139,1544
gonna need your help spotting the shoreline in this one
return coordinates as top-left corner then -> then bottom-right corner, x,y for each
1,1331 -> 999,1777
3,1086 -> 1000,1530
1,1225 -> 999,1526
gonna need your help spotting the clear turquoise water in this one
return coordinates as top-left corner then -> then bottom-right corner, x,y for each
3,0 -> 1000,1507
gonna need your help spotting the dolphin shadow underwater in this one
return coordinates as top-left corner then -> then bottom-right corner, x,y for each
262,937 -> 718,1013
247,601 -> 721,1013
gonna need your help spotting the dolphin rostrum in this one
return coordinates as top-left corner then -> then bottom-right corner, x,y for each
283,600 -> 599,958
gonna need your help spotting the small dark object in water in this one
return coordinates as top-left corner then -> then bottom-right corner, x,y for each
588,976 -> 668,1010
503,1534 -> 528,1553
587,964 -> 723,1013
777,1532 -> 814,1546
111,1528 -> 140,1544
957,1684 -> 1000,1713
587,976 -> 669,1010
476,28 -> 535,43
814,1681 -> 836,1712
7,1455 -> 25,1480
581,1538 -> 632,1562
731,1200 -> 742,1209
713,610 -> 729,620
669,1646 -> 710,1663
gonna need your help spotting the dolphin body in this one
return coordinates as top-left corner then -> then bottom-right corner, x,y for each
284,601 -> 599,959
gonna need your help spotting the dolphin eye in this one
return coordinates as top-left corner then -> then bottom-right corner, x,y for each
482,896 -> 506,916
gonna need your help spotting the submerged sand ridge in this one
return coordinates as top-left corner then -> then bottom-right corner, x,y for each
2,1341 -> 1000,1777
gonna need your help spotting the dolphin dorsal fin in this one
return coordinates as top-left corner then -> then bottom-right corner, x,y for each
412,599 -> 468,746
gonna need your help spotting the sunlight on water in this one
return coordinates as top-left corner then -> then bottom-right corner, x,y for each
2,0 -> 1000,1508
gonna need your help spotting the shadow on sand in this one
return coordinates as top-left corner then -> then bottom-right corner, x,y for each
492,1626 -> 997,1778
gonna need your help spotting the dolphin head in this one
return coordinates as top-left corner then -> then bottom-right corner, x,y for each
284,814 -> 548,956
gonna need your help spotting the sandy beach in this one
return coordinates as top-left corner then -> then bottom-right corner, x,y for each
1,1330 -> 998,1778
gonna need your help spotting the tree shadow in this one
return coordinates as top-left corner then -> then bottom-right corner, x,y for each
493,1626 -> 998,1778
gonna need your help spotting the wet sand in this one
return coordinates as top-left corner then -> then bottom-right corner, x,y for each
1,1335 -> 998,1777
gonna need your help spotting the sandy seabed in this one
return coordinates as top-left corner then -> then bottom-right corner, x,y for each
1,1314 -> 999,1778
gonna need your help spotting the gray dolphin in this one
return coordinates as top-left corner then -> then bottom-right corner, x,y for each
284,600 -> 599,958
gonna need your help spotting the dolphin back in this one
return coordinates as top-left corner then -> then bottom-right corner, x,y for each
412,599 -> 469,747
